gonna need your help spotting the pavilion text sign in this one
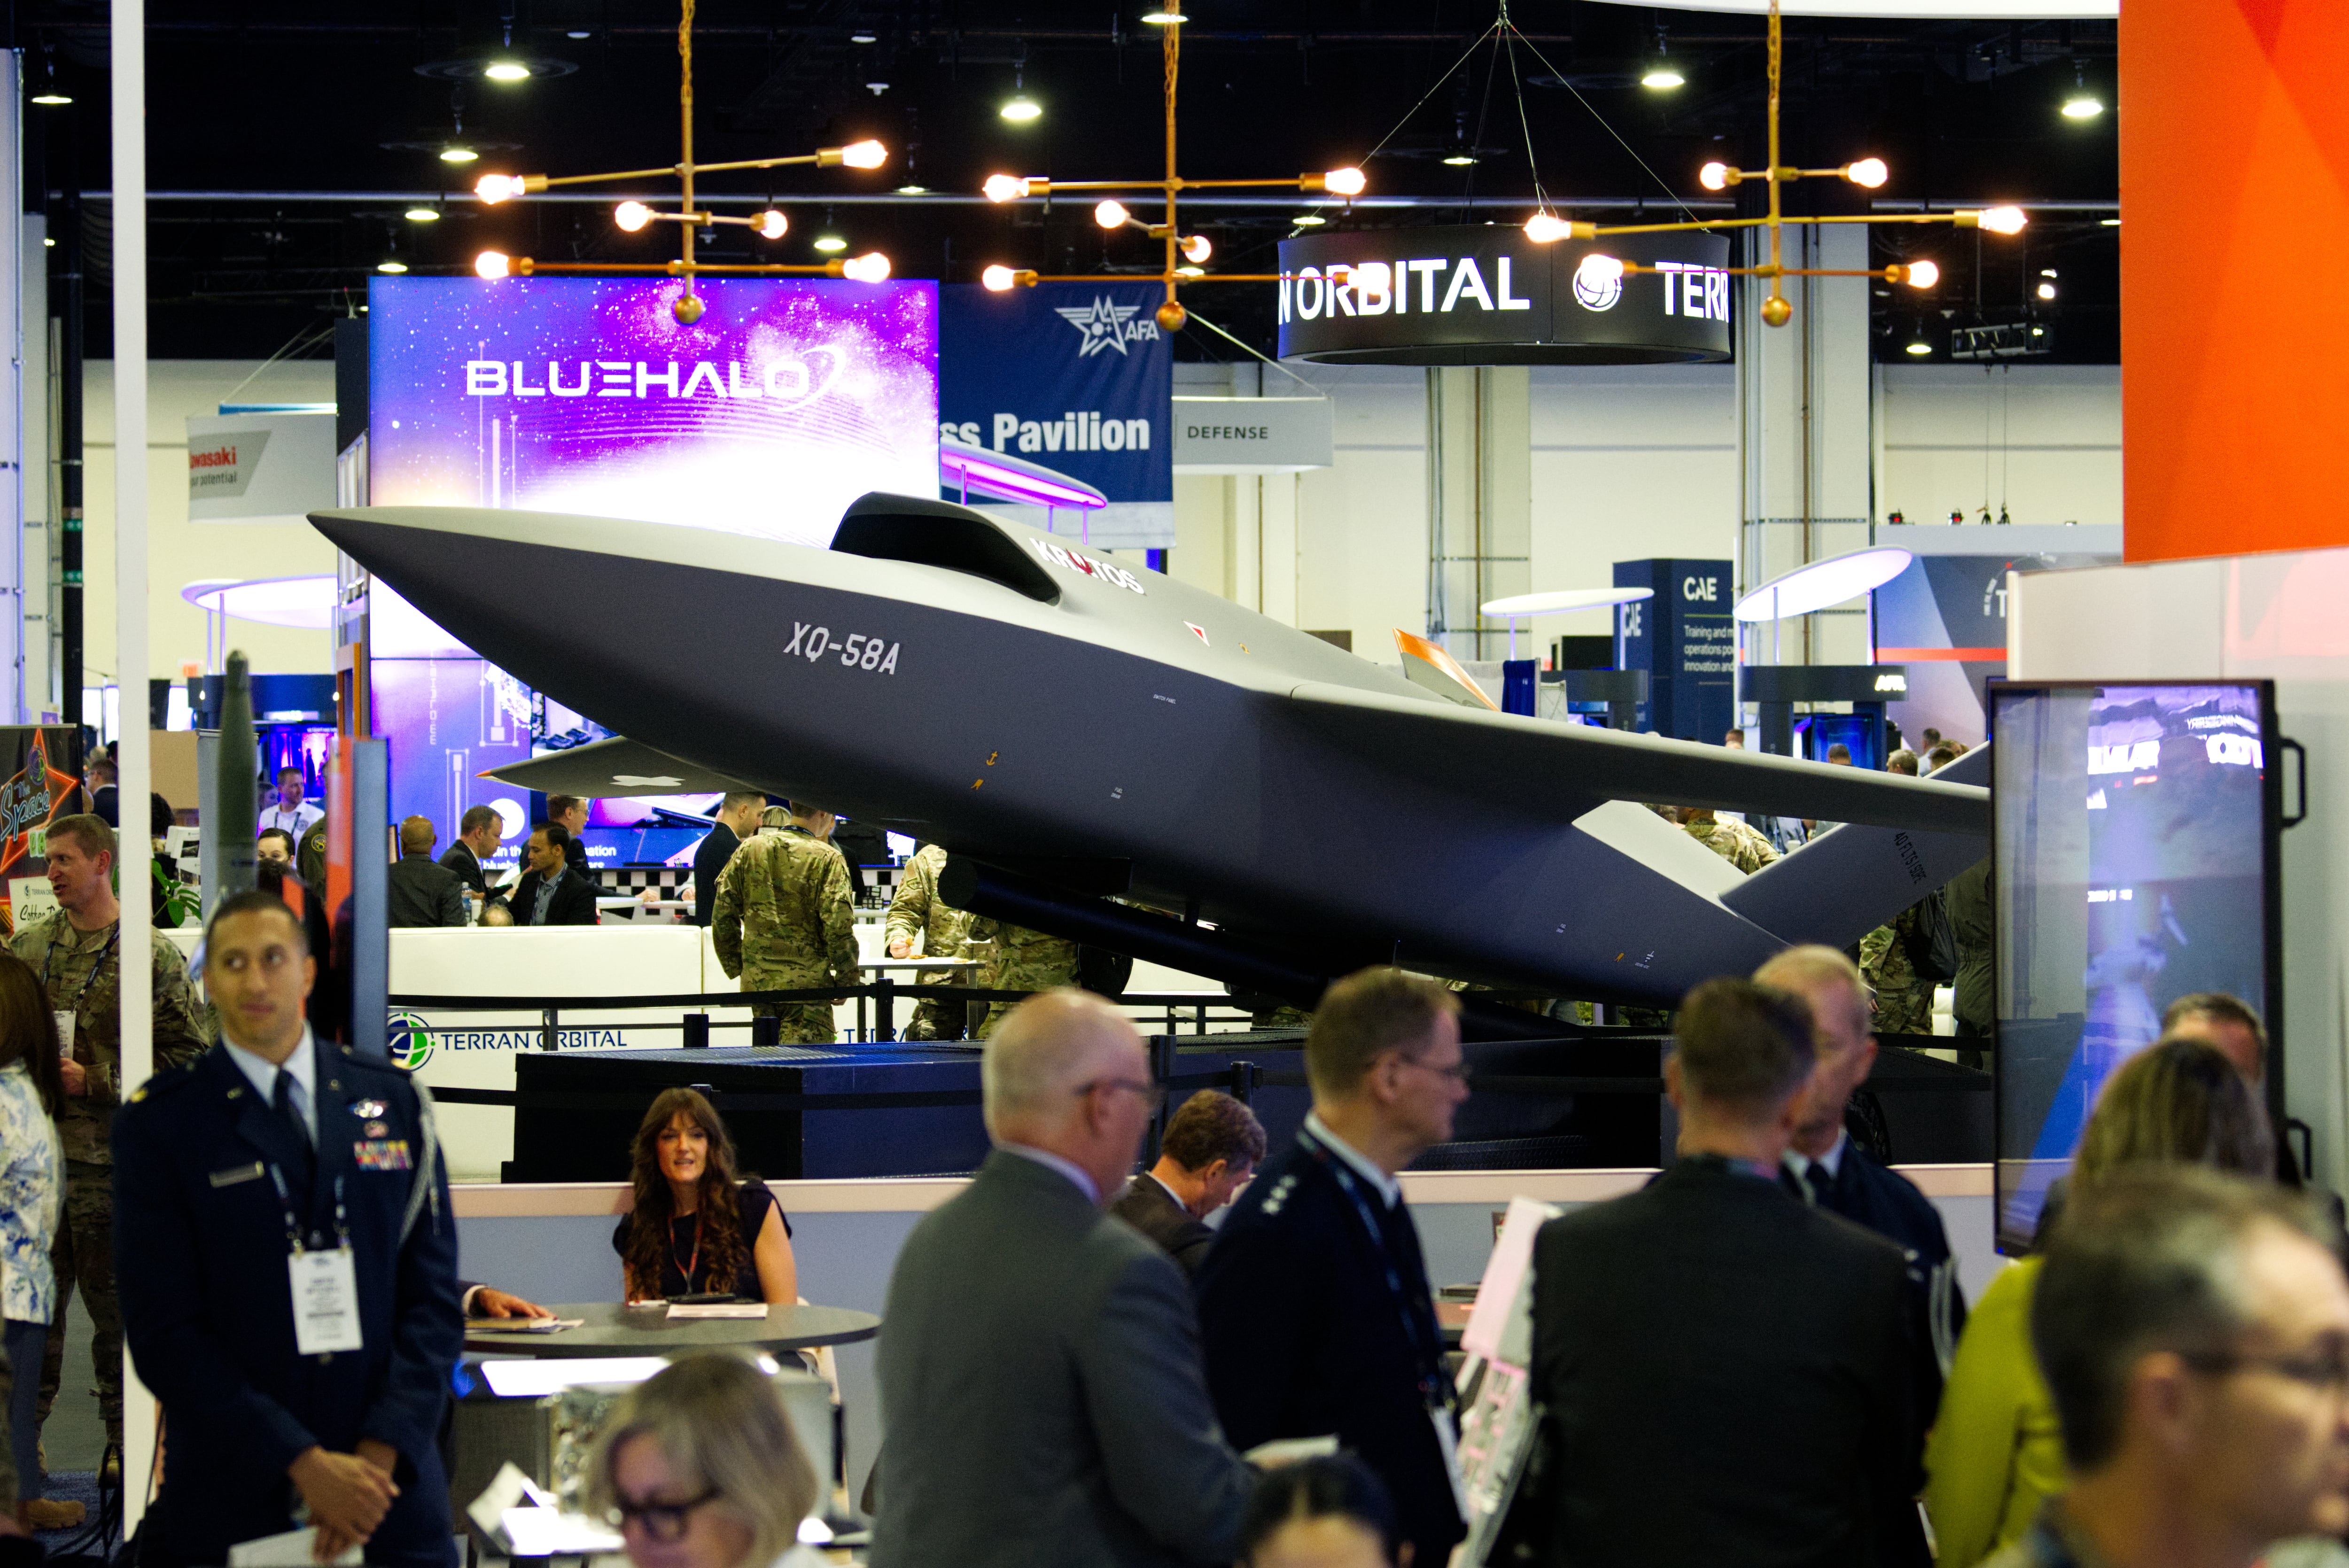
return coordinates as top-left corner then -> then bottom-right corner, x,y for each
1275,227 -> 1733,365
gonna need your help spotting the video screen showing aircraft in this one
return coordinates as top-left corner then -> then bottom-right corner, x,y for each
1992,681 -> 2279,1253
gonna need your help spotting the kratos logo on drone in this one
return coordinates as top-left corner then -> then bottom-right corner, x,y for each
1055,297 -> 1162,357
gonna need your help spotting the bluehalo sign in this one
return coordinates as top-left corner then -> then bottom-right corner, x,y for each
1275,226 -> 1734,365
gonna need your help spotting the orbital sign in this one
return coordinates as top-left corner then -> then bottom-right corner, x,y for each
1274,226 -> 1734,366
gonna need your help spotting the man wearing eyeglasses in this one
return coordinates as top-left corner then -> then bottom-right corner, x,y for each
871,989 -> 1255,1568
1982,1165 -> 2349,1568
1195,968 -> 1473,1568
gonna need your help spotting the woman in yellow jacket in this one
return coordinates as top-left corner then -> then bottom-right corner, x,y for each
1922,1035 -> 2274,1567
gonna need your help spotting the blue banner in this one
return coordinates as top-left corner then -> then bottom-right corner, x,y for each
940,282 -> 1173,548
1613,558 -> 1734,743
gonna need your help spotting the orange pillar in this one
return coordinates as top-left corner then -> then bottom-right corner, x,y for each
2124,0 -> 2349,563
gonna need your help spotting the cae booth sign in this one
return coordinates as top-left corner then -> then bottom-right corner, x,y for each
1275,226 -> 1733,365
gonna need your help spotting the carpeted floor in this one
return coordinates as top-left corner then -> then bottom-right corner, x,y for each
29,1468 -> 118,1556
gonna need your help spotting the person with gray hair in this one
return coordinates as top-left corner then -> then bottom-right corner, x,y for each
1528,977 -> 1923,1567
871,990 -> 1256,1568
1982,1165 -> 2349,1568
585,1353 -> 827,1568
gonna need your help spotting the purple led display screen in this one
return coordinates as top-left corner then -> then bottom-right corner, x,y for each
369,276 -> 940,546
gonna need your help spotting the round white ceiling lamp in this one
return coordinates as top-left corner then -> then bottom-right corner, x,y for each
1580,0 -> 2112,14
180,576 -> 338,630
1735,547 -> 1914,623
1480,587 -> 1656,658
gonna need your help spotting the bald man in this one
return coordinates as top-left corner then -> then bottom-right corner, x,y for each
872,991 -> 1256,1568
386,815 -> 466,927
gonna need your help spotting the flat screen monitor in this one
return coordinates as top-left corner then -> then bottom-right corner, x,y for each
1991,680 -> 2282,1254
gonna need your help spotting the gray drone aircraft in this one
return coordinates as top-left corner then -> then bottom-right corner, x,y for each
310,493 -> 1988,1022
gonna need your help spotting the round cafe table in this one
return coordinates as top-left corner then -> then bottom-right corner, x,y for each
463,1301 -> 879,1358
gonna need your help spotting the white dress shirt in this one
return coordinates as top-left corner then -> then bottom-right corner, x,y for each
1781,1129 -> 1849,1194
1304,1111 -> 1401,1209
224,1024 -> 319,1146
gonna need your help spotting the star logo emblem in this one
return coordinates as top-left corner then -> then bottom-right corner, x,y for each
1055,295 -> 1144,357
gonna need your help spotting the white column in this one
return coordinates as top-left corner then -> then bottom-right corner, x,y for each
0,53 -> 23,722
111,0 -> 156,1524
1258,473 -> 1299,628
21,210 -> 47,720
1424,366 -> 1531,660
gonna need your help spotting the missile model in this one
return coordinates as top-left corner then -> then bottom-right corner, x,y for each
309,493 -> 1989,1017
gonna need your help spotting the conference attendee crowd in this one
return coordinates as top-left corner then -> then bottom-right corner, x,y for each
8,780 -> 2347,1568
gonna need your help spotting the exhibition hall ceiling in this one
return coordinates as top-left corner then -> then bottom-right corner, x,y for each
21,0 -> 2116,361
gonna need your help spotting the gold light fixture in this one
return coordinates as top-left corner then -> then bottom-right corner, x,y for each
468,0 -> 890,323
976,13 -> 1366,330
1567,0 -> 2026,330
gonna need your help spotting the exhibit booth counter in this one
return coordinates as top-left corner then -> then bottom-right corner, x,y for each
454,1164 -> 1999,1513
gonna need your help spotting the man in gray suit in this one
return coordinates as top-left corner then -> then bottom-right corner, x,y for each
872,990 -> 1257,1568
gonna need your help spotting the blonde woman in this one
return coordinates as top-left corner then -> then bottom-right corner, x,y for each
1924,1035 -> 2272,1566
585,1354 -> 826,1568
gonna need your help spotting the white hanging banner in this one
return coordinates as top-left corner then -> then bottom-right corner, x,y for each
187,411 -> 337,524
1170,396 -> 1335,474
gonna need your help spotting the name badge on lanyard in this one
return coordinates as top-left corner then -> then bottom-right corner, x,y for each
274,1166 -> 364,1357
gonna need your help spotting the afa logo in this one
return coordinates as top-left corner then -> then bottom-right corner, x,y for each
387,1012 -> 434,1071
1054,296 -> 1160,358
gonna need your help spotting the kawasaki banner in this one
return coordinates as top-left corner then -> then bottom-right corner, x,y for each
940,282 -> 1174,549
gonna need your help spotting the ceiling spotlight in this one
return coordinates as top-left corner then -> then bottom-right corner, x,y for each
1095,200 -> 1131,229
850,31 -> 878,42
895,184 -> 929,194
376,259 -> 410,274
1896,259 -> 1938,288
755,210 -> 788,240
1843,157 -> 1889,189
841,252 -> 892,282
566,29 -> 592,39
1293,214 -> 1327,227
1641,67 -> 1686,90
1699,161 -> 1735,192
614,201 -> 654,233
2040,267 -> 2059,278
814,234 -> 848,253
2037,280 -> 2058,300
1182,233 -> 1213,263
1175,264 -> 1205,277
2062,93 -> 2104,119
1442,153 -> 1478,167
1974,205 -> 2029,235
40,237 -> 53,248
1001,94 -> 1042,123
867,82 -> 889,94
474,251 -> 512,279
29,89 -> 70,107
484,61 -> 531,82
1906,337 -> 1932,357
404,207 -> 441,224
983,174 -> 1033,202
835,140 -> 888,170
2100,217 -> 2121,227
440,145 -> 481,164
1321,167 -> 1366,197
982,264 -> 1019,291
1141,8 -> 1185,22
1524,210 -> 1572,244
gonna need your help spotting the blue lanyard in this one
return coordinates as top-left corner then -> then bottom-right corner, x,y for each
41,924 -> 119,1012
268,1165 -> 350,1255
1296,1126 -> 1452,1413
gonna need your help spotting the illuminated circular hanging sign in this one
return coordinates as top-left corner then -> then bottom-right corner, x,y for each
1274,225 -> 1733,366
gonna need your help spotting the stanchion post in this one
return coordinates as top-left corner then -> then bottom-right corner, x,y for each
540,1007 -> 558,1053
753,1015 -> 781,1048
874,976 -> 896,1043
1228,1060 -> 1260,1106
681,1013 -> 710,1049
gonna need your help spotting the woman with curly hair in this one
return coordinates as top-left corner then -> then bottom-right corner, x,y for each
612,1088 -> 797,1304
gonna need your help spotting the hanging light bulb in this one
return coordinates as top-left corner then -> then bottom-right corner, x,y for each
1699,161 -> 1735,192
1095,201 -> 1131,229
983,174 -> 1033,203
1896,259 -> 1939,289
841,252 -> 893,282
1319,167 -> 1366,197
474,251 -> 513,279
982,265 -> 1017,291
754,210 -> 788,240
2037,280 -> 2057,300
1843,157 -> 1889,189
1523,210 -> 1572,244
833,140 -> 888,169
614,201 -> 654,233
1972,205 -> 2029,235
1182,233 -> 1213,263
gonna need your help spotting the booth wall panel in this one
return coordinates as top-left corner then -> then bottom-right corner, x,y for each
2121,0 -> 2349,562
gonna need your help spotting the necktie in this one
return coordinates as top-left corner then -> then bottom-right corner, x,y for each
274,1069 -> 314,1188
1804,1159 -> 1834,1210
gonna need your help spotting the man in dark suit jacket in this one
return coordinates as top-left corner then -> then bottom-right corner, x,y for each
1110,1088 -> 1265,1275
1196,969 -> 1471,1566
437,805 -> 504,901
1759,947 -> 1966,1445
873,991 -> 1256,1568
691,792 -> 765,928
1530,977 -> 1920,1568
548,794 -> 591,875
505,824 -> 599,926
388,816 -> 467,928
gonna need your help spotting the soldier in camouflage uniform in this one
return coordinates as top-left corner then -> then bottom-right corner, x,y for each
885,843 -> 973,1040
1859,904 -> 1936,1036
1680,807 -> 1781,873
712,802 -> 858,1044
966,918 -> 1080,1039
9,815 -> 211,1454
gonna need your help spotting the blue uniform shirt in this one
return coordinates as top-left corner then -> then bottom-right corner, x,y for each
113,1035 -> 462,1568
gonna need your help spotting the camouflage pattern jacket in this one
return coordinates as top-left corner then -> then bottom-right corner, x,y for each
711,825 -> 858,990
1685,816 -> 1782,874
967,917 -> 1080,995
1860,904 -> 1936,1035
10,912 -> 214,1164
884,844 -> 972,963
